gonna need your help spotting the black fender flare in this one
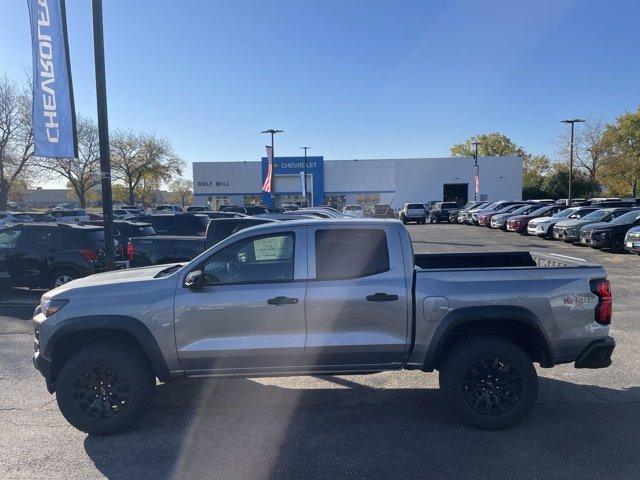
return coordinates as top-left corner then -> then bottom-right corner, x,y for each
422,305 -> 553,371
44,315 -> 171,381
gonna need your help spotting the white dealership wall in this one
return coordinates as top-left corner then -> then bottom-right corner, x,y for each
193,156 -> 522,208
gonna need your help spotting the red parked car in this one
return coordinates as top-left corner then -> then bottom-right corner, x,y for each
506,204 -> 566,234
478,204 -> 529,227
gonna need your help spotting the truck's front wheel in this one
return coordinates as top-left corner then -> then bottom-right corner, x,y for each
439,336 -> 538,430
55,343 -> 155,435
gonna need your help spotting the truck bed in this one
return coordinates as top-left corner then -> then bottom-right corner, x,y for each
414,251 -> 594,270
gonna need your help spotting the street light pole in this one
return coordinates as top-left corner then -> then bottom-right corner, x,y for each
561,119 -> 585,206
92,0 -> 115,270
261,129 -> 283,205
472,141 -> 479,202
301,146 -> 310,206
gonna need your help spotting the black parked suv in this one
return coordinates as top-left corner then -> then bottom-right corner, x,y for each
134,214 -> 209,235
218,205 -> 269,215
127,217 -> 278,267
429,202 -> 459,223
0,223 -> 117,289
579,209 -> 640,252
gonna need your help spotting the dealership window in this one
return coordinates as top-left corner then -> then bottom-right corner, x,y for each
244,195 -> 262,206
209,196 -> 230,211
355,193 -> 381,208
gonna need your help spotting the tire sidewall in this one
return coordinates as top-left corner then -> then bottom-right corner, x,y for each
440,337 -> 538,430
56,344 -> 154,435
49,269 -> 78,290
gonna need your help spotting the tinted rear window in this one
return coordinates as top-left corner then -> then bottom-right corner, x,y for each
407,204 -> 424,209
209,219 -> 270,244
82,230 -> 105,246
315,228 -> 390,280
442,203 -> 458,208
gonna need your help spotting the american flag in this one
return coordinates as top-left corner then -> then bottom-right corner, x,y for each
262,145 -> 273,193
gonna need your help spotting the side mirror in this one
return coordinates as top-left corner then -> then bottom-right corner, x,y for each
184,270 -> 204,291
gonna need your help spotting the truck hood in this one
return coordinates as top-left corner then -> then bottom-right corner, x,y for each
581,222 -> 610,232
556,218 -> 595,228
47,264 -> 182,296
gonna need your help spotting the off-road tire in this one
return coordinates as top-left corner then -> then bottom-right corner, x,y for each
55,343 -> 155,435
439,336 -> 538,430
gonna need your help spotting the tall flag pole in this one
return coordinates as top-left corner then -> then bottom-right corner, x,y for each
472,141 -> 480,201
27,0 -> 78,158
91,0 -> 115,270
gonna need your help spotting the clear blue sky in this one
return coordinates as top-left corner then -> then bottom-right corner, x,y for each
2,0 -> 639,186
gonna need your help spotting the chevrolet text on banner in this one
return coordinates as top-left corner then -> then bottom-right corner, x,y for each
27,0 -> 77,158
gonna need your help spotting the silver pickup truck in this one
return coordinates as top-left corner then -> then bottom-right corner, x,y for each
32,219 -> 615,434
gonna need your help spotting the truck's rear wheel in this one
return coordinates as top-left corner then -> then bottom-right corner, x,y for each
55,343 -> 155,435
439,336 -> 538,430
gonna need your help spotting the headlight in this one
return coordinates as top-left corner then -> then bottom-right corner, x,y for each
41,298 -> 69,317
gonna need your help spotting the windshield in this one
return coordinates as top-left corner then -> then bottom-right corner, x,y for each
581,210 -> 613,222
406,204 -> 424,209
610,210 -> 640,225
553,208 -> 579,218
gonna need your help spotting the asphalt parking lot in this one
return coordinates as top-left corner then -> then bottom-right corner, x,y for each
1,224 -> 639,479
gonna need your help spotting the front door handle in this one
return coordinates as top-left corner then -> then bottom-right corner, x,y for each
267,296 -> 299,305
366,292 -> 399,302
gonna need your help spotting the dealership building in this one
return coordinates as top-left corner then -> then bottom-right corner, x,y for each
192,155 -> 522,210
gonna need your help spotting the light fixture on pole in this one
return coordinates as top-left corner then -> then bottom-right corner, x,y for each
301,146 -> 310,206
261,129 -> 283,203
561,119 -> 585,206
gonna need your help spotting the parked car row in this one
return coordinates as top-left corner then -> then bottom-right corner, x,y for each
458,198 -> 640,254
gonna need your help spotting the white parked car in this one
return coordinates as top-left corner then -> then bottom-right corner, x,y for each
0,212 -> 34,228
48,209 -> 90,223
343,204 -> 365,217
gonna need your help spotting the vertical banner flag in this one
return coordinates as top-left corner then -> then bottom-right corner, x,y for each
300,171 -> 307,197
474,165 -> 480,194
27,0 -> 77,158
261,145 -> 273,193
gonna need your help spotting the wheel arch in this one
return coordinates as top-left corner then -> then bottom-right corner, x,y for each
422,306 -> 553,371
44,315 -> 171,387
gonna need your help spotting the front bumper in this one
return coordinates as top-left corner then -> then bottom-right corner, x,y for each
33,351 -> 54,392
625,238 -> 640,253
574,337 -> 615,369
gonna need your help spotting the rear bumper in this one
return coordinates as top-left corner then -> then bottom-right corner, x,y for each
574,336 -> 615,369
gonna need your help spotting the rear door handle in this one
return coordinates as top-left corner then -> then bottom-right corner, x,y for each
366,292 -> 399,302
267,296 -> 299,305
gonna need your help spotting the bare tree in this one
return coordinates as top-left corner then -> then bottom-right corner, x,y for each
0,75 -> 35,209
111,130 -> 183,205
169,178 -> 193,206
556,117 -> 606,196
35,116 -> 101,208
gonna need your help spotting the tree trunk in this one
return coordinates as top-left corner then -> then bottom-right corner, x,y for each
0,178 -> 8,211
128,185 -> 135,205
633,180 -> 638,199
78,190 -> 86,209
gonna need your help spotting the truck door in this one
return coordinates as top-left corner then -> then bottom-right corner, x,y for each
305,225 -> 410,367
174,227 -> 308,373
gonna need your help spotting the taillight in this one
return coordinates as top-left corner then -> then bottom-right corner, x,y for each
591,279 -> 612,325
126,242 -> 135,261
80,249 -> 98,262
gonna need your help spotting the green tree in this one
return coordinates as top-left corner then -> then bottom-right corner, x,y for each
450,132 -> 528,158
600,107 -> 640,197
541,164 -> 598,199
522,154 -> 551,199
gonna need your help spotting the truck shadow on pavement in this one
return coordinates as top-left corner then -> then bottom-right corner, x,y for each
83,375 -> 640,480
